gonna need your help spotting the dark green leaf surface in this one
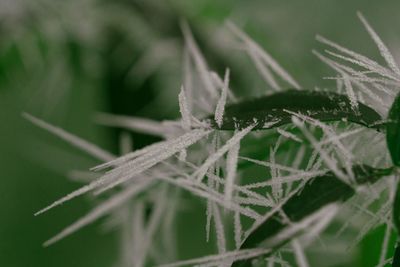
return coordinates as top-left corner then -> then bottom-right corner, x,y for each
393,242 -> 400,267
393,181 -> 400,235
232,165 -> 393,267
209,90 -> 383,131
392,182 -> 400,240
387,93 -> 400,167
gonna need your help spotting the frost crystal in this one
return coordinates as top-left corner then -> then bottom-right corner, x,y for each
28,13 -> 398,267
181,21 -> 218,99
291,240 -> 310,267
178,86 -> 192,130
35,129 -> 211,215
357,12 -> 400,77
214,68 -> 230,128
195,125 -> 254,182
227,21 -> 301,89
44,179 -> 154,246
95,113 -> 167,137
24,113 -> 115,162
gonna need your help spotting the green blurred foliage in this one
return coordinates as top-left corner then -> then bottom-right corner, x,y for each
1,0 -> 399,266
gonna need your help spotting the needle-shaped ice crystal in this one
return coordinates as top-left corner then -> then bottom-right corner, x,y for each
214,68 -> 230,128
195,125 -> 255,182
178,86 -> 192,130
24,113 -> 115,162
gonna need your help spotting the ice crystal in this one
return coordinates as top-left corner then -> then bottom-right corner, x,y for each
178,86 -> 192,130
215,69 -> 230,128
28,14 -> 399,267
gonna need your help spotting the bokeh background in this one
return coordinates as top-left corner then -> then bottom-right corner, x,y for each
1,0 -> 400,266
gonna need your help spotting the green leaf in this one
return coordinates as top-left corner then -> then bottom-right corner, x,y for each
232,165 -> 393,267
393,181 -> 400,235
209,90 -> 383,131
387,94 -> 400,238
387,93 -> 400,167
393,242 -> 400,267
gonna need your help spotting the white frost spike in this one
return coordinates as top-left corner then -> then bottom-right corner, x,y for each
135,187 -> 168,267
242,170 -> 326,189
336,75 -> 344,93
92,139 -> 171,171
215,68 -> 230,128
212,204 -> 227,256
323,49 -> 390,80
227,21 -> 300,89
343,76 -> 359,112
209,71 -> 237,102
277,128 -> 302,143
357,91 -> 365,103
183,46 -> 194,112
319,128 -> 364,146
357,12 -> 400,77
195,124 -> 255,182
131,201 -> 145,266
95,113 -> 166,137
224,140 -> 240,205
377,180 -> 395,266
245,181 -> 310,239
240,156 -> 306,173
35,129 -> 211,215
291,240 -> 310,267
293,145 -> 306,169
96,129 -> 213,193
234,211 -> 242,249
349,202 -> 392,250
43,179 -> 154,246
291,116 -> 349,184
181,21 -> 217,99
68,170 -> 99,183
206,189 -> 212,242
93,146 -> 154,172
315,36 -> 397,81
158,248 -> 271,267
23,113 -> 115,162
377,223 -> 391,267
287,110 -> 355,180
119,131 -> 133,155
270,145 -> 282,201
159,176 -> 260,220
182,159 -> 273,202
261,204 -> 339,249
247,45 -> 280,91
161,189 -> 179,261
178,149 -> 187,162
316,35 -> 375,68
301,201 -> 340,246
178,86 -> 191,130
314,51 -> 388,110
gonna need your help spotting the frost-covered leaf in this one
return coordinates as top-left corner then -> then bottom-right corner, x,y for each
232,165 -> 393,267
387,93 -> 400,167
208,90 -> 383,131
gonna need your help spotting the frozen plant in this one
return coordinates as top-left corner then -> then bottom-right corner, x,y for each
27,13 -> 400,267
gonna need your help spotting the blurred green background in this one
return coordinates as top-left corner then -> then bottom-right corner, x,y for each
1,0 -> 399,266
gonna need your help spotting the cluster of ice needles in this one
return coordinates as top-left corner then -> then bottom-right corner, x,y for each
26,13 -> 400,267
